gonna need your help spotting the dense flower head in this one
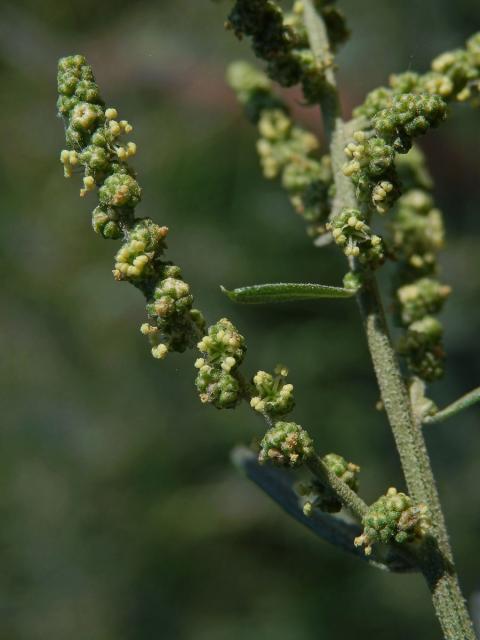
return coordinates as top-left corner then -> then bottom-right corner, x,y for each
195,365 -> 241,409
397,277 -> 451,326
250,365 -> 295,417
194,319 -> 246,410
343,130 -> 399,214
197,318 -> 246,370
389,189 -> 444,274
259,421 -> 314,467
373,93 -> 447,154
354,487 -> 431,555
327,208 -> 385,267
398,316 -> 445,382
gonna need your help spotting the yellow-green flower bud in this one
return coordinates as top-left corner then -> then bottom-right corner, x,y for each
99,173 -> 142,209
355,487 -> 431,555
259,422 -> 314,468
250,366 -> 295,417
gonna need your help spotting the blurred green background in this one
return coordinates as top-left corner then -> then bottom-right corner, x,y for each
1,1 -> 479,638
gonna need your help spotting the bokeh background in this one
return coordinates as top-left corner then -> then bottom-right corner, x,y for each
1,0 -> 480,638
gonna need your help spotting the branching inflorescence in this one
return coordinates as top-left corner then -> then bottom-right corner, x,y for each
56,4 -> 480,639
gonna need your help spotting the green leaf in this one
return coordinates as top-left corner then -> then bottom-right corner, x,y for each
221,282 -> 357,304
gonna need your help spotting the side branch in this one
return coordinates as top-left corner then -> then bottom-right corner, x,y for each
424,386 -> 480,425
232,446 -> 416,573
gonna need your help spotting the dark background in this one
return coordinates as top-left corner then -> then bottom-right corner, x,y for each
1,1 -> 480,638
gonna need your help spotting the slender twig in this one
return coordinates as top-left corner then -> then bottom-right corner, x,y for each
306,455 -> 367,521
424,386 -> 480,425
303,4 -> 475,638
232,446 -> 416,573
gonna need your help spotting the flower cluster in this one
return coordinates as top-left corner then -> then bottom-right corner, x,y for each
389,189 -> 444,276
343,131 -> 399,214
354,31 -> 480,121
344,94 -> 446,216
57,55 -> 205,358
259,421 -> 314,467
327,208 -> 384,267
227,62 -> 333,238
250,365 -> 295,417
373,93 -> 447,154
298,452 -> 360,515
345,33 -> 480,218
225,1 -> 335,104
385,145 -> 451,382
354,487 -> 431,556
195,319 -> 246,409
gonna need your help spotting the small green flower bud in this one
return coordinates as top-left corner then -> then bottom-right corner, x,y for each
389,189 -> 444,274
113,219 -> 168,282
70,101 -> 104,133
397,277 -> 451,325
323,453 -> 360,493
197,318 -> 246,370
354,487 -> 431,555
99,173 -> 142,208
80,144 -> 110,172
259,422 -> 314,468
343,271 -> 362,292
398,316 -> 445,382
195,365 -> 241,410
327,208 -> 385,267
353,86 -> 393,120
92,205 -> 123,239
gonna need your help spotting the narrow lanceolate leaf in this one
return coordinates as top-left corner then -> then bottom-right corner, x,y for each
423,386 -> 480,425
221,282 -> 357,304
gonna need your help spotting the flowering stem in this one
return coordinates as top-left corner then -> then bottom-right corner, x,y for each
306,455 -> 367,522
232,446 -> 415,573
304,4 -> 475,638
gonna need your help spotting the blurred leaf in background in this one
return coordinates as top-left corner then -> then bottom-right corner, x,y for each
0,0 -> 479,638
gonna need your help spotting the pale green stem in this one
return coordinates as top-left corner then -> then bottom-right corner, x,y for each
303,3 -> 475,637
424,386 -> 480,425
306,454 -> 367,521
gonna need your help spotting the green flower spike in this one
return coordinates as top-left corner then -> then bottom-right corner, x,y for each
58,55 -> 205,359
355,487 -> 431,556
259,422 -> 314,468
227,61 -> 333,237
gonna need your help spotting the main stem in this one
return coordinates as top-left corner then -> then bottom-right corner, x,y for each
303,2 -> 475,637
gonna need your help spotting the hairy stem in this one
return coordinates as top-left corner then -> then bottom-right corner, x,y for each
306,455 -> 367,522
304,3 -> 475,638
424,386 -> 480,425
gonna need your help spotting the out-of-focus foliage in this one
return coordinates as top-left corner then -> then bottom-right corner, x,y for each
0,1 -> 479,638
